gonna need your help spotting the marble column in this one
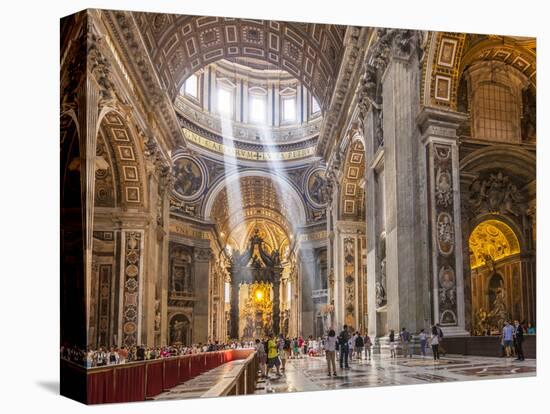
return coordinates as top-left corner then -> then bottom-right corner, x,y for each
229,273 -> 240,340
418,106 -> 469,336
299,248 -> 315,338
193,247 -> 212,343
117,229 -> 145,348
377,32 -> 432,336
77,76 -> 100,342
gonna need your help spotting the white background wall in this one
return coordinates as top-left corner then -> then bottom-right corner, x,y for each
0,0 -> 548,412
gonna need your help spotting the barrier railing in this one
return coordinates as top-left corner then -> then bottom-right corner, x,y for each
202,350 -> 258,398
67,348 -> 255,404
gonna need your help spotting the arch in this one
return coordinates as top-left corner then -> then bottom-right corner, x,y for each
460,145 -> 536,182
133,13 -> 347,111
96,109 -> 148,208
469,218 -> 521,269
422,33 -> 536,110
203,169 -> 307,224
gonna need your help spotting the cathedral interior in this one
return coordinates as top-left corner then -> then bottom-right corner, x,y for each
60,10 -> 536,354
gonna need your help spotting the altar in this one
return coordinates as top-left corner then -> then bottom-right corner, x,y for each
227,229 -> 284,339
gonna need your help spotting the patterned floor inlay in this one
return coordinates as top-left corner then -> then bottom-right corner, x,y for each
153,354 -> 536,399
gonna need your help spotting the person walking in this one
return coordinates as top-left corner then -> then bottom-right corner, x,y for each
430,326 -> 440,361
255,338 -> 267,378
355,332 -> 364,360
364,334 -> 372,360
338,325 -> 350,368
267,334 -> 282,377
325,329 -> 338,376
514,320 -> 525,361
435,323 -> 446,356
502,321 -> 515,357
348,332 -> 356,362
418,328 -> 428,358
389,330 -> 396,359
278,334 -> 288,372
400,328 -> 412,358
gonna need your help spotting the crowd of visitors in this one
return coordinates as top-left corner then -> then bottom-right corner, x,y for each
60,340 -> 258,368
62,319 -> 531,371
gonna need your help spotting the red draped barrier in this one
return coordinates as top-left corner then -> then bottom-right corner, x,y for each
85,349 -> 254,404
164,358 -> 180,390
178,355 -> 190,383
87,368 -> 115,404
115,364 -> 146,403
145,361 -> 164,398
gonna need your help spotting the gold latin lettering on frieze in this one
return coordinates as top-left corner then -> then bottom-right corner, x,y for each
182,128 -> 316,161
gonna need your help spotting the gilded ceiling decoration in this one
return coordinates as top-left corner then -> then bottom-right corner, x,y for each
133,13 -> 347,111
469,219 -> 520,269
341,139 -> 365,219
422,32 -> 536,110
98,111 -> 146,207
209,175 -> 300,239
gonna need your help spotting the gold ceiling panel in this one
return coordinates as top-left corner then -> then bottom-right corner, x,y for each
469,219 -> 520,269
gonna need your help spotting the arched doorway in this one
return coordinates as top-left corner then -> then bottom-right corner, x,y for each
469,219 -> 523,334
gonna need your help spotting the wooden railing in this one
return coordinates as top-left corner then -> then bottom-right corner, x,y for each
61,348 -> 256,404
202,351 -> 258,397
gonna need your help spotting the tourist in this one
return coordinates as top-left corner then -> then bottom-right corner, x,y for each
364,334 -> 372,360
502,321 -> 515,357
430,326 -> 440,361
527,323 -> 536,335
436,323 -> 446,356
325,329 -> 338,376
298,336 -> 304,358
267,334 -> 282,377
108,347 -> 119,365
292,338 -> 299,358
355,332 -> 364,360
283,335 -> 292,362
400,327 -> 412,358
514,320 -> 525,361
418,328 -> 428,358
338,325 -> 350,368
255,338 -> 267,378
389,330 -> 396,359
86,349 -> 94,368
279,334 -> 288,371
349,331 -> 356,361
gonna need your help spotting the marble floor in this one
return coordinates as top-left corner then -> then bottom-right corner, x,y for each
154,354 -> 536,400
255,354 -> 536,394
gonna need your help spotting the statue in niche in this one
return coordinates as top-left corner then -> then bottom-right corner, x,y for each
475,308 -> 488,336
488,277 -> 508,329
154,299 -> 161,332
376,233 -> 387,307
172,266 -> 187,293
170,317 -> 187,344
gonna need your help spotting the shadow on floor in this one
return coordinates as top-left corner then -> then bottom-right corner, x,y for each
36,380 -> 59,395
